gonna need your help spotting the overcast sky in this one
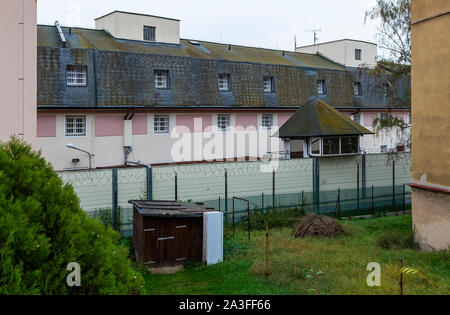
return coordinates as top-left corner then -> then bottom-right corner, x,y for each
37,0 -> 380,52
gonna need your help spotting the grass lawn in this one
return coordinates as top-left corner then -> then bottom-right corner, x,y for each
140,215 -> 449,295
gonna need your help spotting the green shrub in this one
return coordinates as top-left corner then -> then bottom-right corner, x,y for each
0,137 -> 145,294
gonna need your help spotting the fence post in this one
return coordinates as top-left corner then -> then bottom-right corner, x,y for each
357,162 -> 360,212
371,185 -> 375,218
403,184 -> 406,215
146,166 -> 153,200
232,197 -> 235,236
175,172 -> 178,201
112,169 -> 118,231
247,200 -> 250,241
313,158 -> 320,214
334,188 -> 340,219
218,196 -> 221,211
362,154 -> 367,198
272,170 -> 276,209
392,160 -> 396,214
301,190 -> 304,214
398,258 -> 403,295
225,170 -> 228,221
262,193 -> 265,213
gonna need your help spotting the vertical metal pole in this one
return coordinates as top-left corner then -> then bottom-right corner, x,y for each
262,193 -> 265,213
362,154 -> 367,198
112,169 -> 118,231
218,196 -> 221,212
225,170 -> 228,221
301,190 -> 304,214
371,185 -> 375,218
272,170 -> 276,209
403,184 -> 406,215
247,201 -> 250,241
265,224 -> 270,278
392,160 -> 396,214
357,163 -> 360,212
175,172 -> 178,201
232,197 -> 235,236
146,166 -> 153,200
313,158 -> 320,214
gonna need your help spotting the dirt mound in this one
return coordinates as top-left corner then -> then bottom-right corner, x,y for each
295,214 -> 344,238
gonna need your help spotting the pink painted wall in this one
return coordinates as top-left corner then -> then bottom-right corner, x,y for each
132,115 -> 147,135
37,115 -> 56,137
176,115 -> 212,133
236,114 -> 257,130
364,113 -> 377,126
278,114 -> 293,127
95,116 -> 123,137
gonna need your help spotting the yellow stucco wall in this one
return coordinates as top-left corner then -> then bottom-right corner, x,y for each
411,0 -> 450,187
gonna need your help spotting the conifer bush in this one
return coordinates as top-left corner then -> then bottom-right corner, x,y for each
0,137 -> 145,294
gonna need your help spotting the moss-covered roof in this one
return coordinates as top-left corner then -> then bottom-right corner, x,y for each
37,25 -> 347,70
277,97 -> 373,138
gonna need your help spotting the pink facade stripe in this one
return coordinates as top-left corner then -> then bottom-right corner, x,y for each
37,115 -> 56,137
95,116 -> 123,137
236,114 -> 257,130
176,115 -> 212,133
364,113 -> 377,126
132,115 -> 147,135
278,114 -> 293,127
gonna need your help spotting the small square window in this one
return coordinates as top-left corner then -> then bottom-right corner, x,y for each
263,77 -> 274,93
317,80 -> 327,95
65,116 -> 86,136
67,65 -> 87,86
380,145 -> 388,153
353,113 -> 361,124
144,26 -> 156,41
262,114 -> 273,130
353,82 -> 362,96
217,114 -> 231,131
154,115 -> 169,134
355,49 -> 362,61
154,70 -> 169,89
218,74 -> 230,91
379,112 -> 387,121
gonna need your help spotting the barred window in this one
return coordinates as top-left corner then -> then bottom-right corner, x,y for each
65,116 -> 86,137
217,114 -> 231,131
317,80 -> 326,95
218,74 -> 230,91
67,65 -> 87,86
263,77 -> 274,93
154,115 -> 170,134
154,70 -> 169,89
144,26 -> 156,41
262,114 -> 273,130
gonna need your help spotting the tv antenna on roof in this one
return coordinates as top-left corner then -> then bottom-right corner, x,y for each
303,28 -> 322,45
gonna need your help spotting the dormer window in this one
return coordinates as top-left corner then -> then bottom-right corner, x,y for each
218,74 -> 231,91
154,70 -> 169,89
67,65 -> 87,86
144,26 -> 156,41
317,80 -> 327,95
354,82 -> 362,96
263,77 -> 274,93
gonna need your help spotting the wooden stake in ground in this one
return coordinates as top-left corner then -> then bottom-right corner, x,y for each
265,224 -> 270,278
398,258 -> 403,295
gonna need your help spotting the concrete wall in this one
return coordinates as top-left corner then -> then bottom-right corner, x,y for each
95,11 -> 180,44
411,0 -> 450,250
296,40 -> 377,68
0,0 -> 36,144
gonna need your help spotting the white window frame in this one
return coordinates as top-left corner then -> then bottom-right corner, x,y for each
217,114 -> 231,132
263,77 -> 274,93
308,136 -> 360,157
154,70 -> 169,89
65,115 -> 87,137
218,74 -> 230,91
153,115 -> 170,134
262,114 -> 273,130
353,113 -> 361,124
379,112 -> 387,121
67,65 -> 87,87
355,49 -> 362,61
353,82 -> 362,96
380,145 -> 388,153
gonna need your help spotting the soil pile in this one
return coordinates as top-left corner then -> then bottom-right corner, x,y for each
295,214 -> 344,238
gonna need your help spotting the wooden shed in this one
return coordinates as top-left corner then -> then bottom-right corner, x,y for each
129,200 -> 217,267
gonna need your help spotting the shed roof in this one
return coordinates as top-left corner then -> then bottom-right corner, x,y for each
277,97 -> 373,138
37,25 -> 347,70
129,200 -> 217,218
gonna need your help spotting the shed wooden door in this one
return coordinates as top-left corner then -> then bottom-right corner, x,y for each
142,217 -> 203,267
